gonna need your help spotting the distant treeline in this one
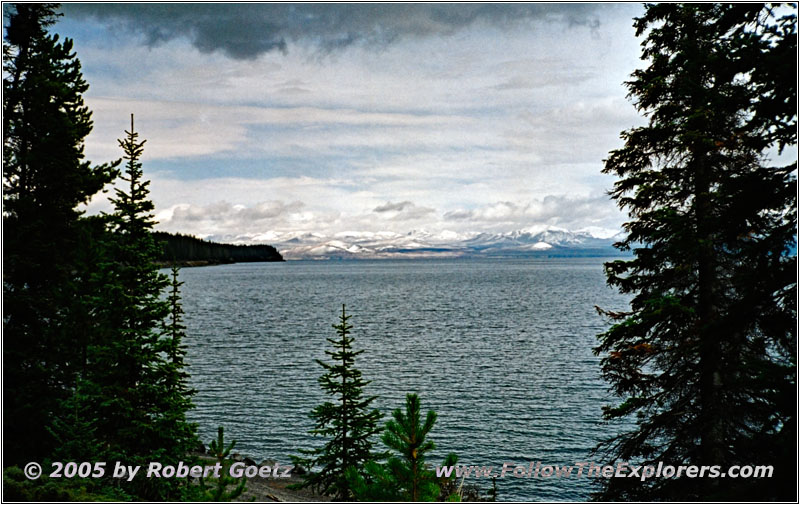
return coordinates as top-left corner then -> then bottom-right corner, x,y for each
154,231 -> 284,266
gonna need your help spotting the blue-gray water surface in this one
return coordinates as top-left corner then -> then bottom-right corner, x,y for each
178,257 -> 631,501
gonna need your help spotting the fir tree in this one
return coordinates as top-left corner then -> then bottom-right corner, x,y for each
90,115 -> 170,460
161,267 -> 196,403
2,2 -> 118,463
46,378 -> 103,463
80,116 -> 196,498
595,4 -> 796,501
294,305 -> 383,500
152,266 -> 198,496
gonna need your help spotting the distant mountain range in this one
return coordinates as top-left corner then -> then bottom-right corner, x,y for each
206,226 -> 627,260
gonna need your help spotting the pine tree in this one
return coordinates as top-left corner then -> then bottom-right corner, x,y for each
189,427 -> 246,501
2,3 -> 119,463
294,305 -> 383,500
595,4 -> 796,501
347,393 -> 459,501
383,393 -> 440,501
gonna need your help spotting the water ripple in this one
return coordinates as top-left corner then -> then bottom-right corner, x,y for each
177,257 -> 630,501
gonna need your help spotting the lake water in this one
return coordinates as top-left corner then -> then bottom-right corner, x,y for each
178,257 -> 631,501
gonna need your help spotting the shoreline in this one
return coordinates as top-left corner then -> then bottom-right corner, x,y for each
155,259 -> 284,268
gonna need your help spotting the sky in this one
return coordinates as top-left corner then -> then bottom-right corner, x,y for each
50,3 -> 649,241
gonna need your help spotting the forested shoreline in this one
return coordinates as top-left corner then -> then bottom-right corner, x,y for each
154,231 -> 284,266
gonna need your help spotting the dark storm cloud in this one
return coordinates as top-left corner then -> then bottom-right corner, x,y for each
59,3 -> 603,60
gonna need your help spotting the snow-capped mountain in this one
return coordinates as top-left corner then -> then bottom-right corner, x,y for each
210,226 -> 625,260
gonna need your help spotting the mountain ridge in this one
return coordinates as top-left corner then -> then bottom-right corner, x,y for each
202,226 -> 627,260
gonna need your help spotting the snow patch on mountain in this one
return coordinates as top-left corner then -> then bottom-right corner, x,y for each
215,226 -> 624,259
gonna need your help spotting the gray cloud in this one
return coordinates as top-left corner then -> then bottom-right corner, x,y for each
442,209 -> 473,220
60,3 -> 603,60
443,195 -> 619,230
491,70 -> 597,91
238,200 -> 306,220
373,200 -> 435,220
169,200 -> 305,224
394,206 -> 436,221
374,200 -> 414,213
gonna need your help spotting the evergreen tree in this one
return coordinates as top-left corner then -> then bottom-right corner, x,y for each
90,115 -> 169,459
2,3 -> 118,463
46,214 -> 119,465
294,305 -> 383,500
595,4 -> 796,501
187,427 -> 246,502
152,266 -> 198,496
154,231 -> 283,265
161,266 -> 196,401
383,393 -> 441,502
347,394 -> 459,502
80,116 -> 196,498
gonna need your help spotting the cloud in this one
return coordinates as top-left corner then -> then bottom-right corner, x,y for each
150,193 -> 623,241
60,3 -> 604,59
491,69 -> 597,91
373,200 -> 436,221
502,97 -> 645,163
82,96 -> 479,162
156,199 -> 318,236
373,201 -> 414,212
154,196 -> 439,239
61,3 -> 644,241
443,195 -> 622,231
168,200 -> 306,223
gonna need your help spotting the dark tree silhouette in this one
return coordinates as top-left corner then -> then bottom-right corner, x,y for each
595,4 -> 796,501
78,117 -> 197,499
293,305 -> 383,500
2,2 -> 118,463
154,231 -> 283,265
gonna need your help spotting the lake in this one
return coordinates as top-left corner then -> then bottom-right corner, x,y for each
178,257 -> 631,501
